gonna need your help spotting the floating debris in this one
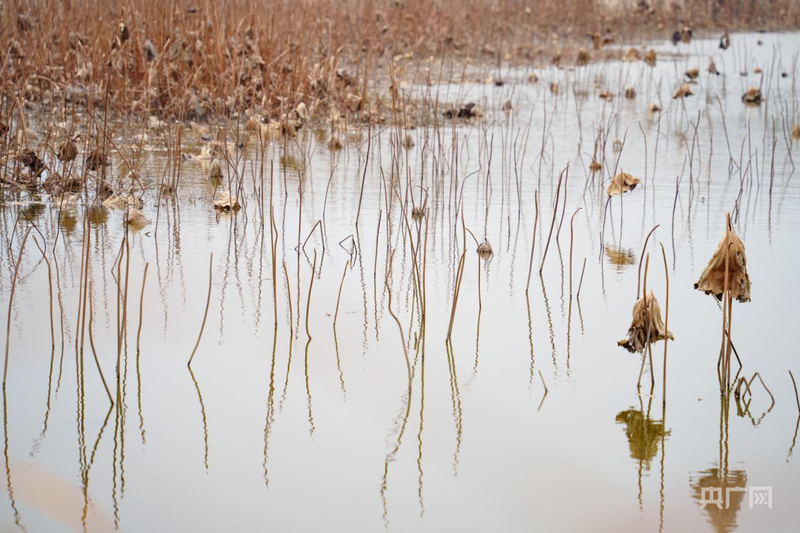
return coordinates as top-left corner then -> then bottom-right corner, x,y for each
622,48 -> 639,62
685,66 -> 699,80
648,102 -> 661,113
589,159 -> 602,173
607,172 -> 640,196
599,91 -> 614,101
719,31 -> 730,50
624,87 -> 636,99
741,87 -> 762,105
477,240 -> 493,258
672,83 -> 693,99
20,149 -> 45,177
443,103 -> 481,119
644,49 -> 656,67
58,138 -> 79,162
208,158 -> 223,179
213,190 -> 240,210
695,216 -> 750,302
126,207 -> 151,228
85,148 -> 110,171
618,290 -> 673,353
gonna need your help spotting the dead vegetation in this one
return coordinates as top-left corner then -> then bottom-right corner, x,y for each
695,216 -> 751,303
0,0 -> 797,122
618,290 -> 674,354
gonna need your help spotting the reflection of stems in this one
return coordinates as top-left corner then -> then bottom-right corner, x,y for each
661,244 -> 669,407
525,190 -> 539,294
568,207 -> 582,299
3,226 -> 31,387
137,263 -> 149,351
788,416 -> 799,462
789,371 -> 800,414
88,284 -> 114,405
188,253 -> 213,367
333,261 -> 349,328
576,258 -> 587,300
540,166 -> 566,274
31,235 -> 55,348
264,329 -> 277,485
188,366 -> 209,470
537,370 -> 548,411
3,388 -> 25,531
305,250 -> 317,339
304,337 -> 315,434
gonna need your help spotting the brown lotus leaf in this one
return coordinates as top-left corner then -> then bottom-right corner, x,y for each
58,140 -> 78,162
126,207 -> 151,228
673,83 -> 693,99
694,216 -> 750,302
213,190 -> 240,210
644,49 -> 656,67
617,290 -> 673,354
607,172 -> 640,196
685,66 -> 699,80
622,48 -> 639,62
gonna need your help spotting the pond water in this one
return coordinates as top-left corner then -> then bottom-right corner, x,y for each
1,31 -> 799,532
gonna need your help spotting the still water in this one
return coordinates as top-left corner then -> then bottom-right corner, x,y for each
1,32 -> 799,532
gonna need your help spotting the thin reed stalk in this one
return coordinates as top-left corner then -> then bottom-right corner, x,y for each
88,283 -> 114,406
188,254 -> 213,367
137,263 -> 149,351
305,250 -> 318,340
333,261 -> 349,328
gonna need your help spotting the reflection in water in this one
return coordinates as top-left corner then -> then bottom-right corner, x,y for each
789,416 -> 799,462
3,388 -> 25,531
690,467 -> 748,533
616,405 -> 669,466
605,245 -> 636,269
615,398 -> 670,510
263,330 -> 278,486
188,367 -> 210,470
526,295 -> 536,384
445,340 -> 463,475
304,337 -> 315,435
690,394 -> 747,533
